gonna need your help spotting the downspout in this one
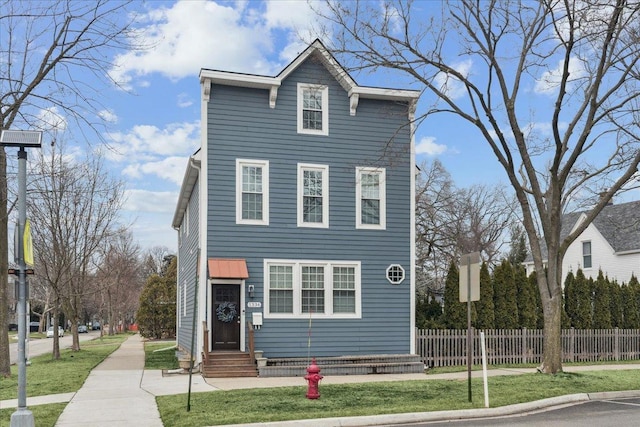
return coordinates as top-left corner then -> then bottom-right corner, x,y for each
409,98 -> 417,355
188,157 -> 202,366
187,248 -> 200,412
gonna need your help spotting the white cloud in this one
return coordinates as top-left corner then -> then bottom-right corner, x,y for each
124,156 -> 190,186
109,1 -> 270,87
177,93 -> 193,108
264,0 -> 325,62
98,109 -> 118,123
433,59 -> 473,100
109,0 -> 323,88
123,189 -> 179,213
416,136 -> 448,156
534,56 -> 587,95
128,212 -> 179,251
36,107 -> 67,131
105,121 -> 199,162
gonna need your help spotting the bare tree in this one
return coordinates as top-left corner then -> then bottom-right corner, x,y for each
140,246 -> 173,278
29,143 -> 126,355
318,0 -> 640,373
0,0 -> 139,375
416,160 -> 515,297
94,228 -> 143,335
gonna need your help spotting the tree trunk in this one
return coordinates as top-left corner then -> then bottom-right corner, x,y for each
538,258 -> 564,374
52,307 -> 60,360
71,322 -> 79,351
0,149 -> 10,377
541,293 -> 563,373
71,293 -> 80,351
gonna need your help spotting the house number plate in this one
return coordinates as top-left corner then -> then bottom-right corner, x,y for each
247,302 -> 262,308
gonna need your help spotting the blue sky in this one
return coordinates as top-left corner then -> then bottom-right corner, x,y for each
97,0 -> 508,252
14,0 -> 637,254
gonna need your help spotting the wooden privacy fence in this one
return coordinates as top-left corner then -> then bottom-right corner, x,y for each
416,328 -> 640,367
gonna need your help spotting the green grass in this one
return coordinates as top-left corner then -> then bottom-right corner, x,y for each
156,369 -> 640,426
0,334 -> 128,401
145,341 -> 179,370
0,403 -> 66,427
425,359 -> 640,375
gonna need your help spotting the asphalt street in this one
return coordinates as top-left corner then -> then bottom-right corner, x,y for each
395,397 -> 640,426
9,330 -> 100,364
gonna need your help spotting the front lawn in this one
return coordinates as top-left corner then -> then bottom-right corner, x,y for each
156,369 -> 640,426
144,340 -> 179,370
1,334 -> 127,401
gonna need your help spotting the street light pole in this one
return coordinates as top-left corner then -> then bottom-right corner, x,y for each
1,129 -> 41,427
11,147 -> 33,427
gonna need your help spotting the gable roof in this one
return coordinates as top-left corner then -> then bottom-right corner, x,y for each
199,39 -> 421,116
524,199 -> 640,262
580,200 -> 640,253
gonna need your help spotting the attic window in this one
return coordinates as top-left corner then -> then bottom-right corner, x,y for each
298,83 -> 328,135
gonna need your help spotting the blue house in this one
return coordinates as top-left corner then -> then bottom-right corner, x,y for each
172,40 -> 421,377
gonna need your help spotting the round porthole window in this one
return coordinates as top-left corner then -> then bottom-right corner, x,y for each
386,264 -> 405,284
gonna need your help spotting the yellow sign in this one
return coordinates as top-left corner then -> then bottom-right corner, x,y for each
24,219 -> 34,266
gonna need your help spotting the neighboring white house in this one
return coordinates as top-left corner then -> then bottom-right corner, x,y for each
523,199 -> 640,284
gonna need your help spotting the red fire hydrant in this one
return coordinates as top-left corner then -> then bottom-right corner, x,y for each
305,358 -> 323,399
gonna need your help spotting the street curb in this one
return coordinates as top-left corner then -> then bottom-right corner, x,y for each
213,390 -> 640,427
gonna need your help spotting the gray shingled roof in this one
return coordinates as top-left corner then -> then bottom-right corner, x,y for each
524,200 -> 640,262
589,200 -> 640,253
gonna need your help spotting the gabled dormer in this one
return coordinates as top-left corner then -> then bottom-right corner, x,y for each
199,39 -> 418,122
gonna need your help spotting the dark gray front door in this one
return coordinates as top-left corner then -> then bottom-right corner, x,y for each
212,284 -> 240,350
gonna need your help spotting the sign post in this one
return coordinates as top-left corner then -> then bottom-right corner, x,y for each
459,252 -> 480,403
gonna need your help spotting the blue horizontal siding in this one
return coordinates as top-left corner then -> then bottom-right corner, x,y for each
207,58 -> 413,357
177,178 -> 200,354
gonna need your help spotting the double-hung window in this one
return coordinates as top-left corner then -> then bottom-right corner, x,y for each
268,264 -> 294,314
333,266 -> 356,313
265,260 -> 361,319
582,241 -> 592,269
236,159 -> 269,225
297,83 -> 329,135
298,163 -> 329,228
302,266 -> 325,314
356,167 -> 386,229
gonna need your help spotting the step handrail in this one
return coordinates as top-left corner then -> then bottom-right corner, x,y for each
202,321 -> 209,363
247,321 -> 255,365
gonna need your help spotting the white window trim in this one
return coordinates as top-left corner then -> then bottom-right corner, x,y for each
264,259 -> 361,319
355,167 -> 386,230
297,83 -> 329,136
236,159 -> 269,225
582,240 -> 592,269
297,163 -> 329,228
386,264 -> 405,284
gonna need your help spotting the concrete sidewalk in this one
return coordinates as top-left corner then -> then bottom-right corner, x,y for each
2,333 -> 640,426
54,333 -> 164,427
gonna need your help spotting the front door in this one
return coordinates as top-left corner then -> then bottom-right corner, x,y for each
212,284 -> 240,350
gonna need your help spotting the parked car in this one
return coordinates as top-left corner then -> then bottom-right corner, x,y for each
29,322 -> 40,332
78,325 -> 88,333
46,326 -> 64,338
91,322 -> 101,330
